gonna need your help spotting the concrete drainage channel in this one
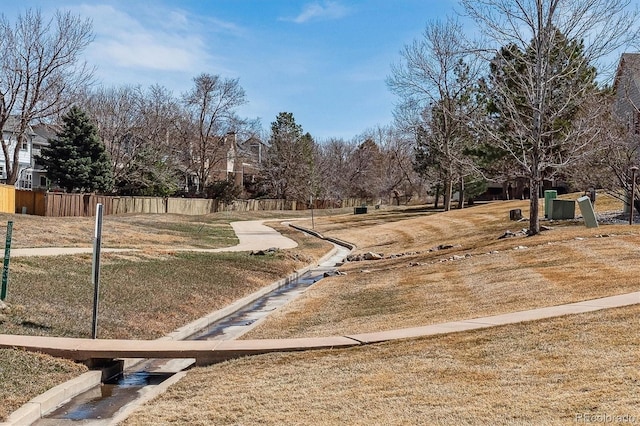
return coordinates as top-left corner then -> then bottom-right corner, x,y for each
20,228 -> 352,426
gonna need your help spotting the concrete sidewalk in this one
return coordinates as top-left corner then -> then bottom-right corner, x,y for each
175,220 -> 298,253
1,220 -> 299,258
2,291 -> 638,365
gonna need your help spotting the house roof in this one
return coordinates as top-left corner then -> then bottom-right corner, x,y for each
31,123 -> 60,145
614,53 -> 640,92
2,116 -> 36,137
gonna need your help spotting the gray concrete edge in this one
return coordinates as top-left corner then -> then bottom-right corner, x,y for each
0,370 -> 102,426
158,242 -> 341,344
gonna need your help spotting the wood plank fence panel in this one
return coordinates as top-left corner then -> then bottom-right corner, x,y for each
36,192 -> 368,217
15,190 -> 45,215
0,185 -> 15,214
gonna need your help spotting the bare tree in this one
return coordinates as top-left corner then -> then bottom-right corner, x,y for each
181,73 -> 246,194
81,84 -> 182,195
462,0 -> 640,234
0,9 -> 93,184
314,137 -> 355,201
81,85 -> 141,184
387,19 -> 482,210
360,125 -> 422,205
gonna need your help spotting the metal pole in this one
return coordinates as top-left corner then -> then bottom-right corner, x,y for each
630,167 -> 638,226
310,195 -> 315,229
1,221 -> 13,300
91,204 -> 104,339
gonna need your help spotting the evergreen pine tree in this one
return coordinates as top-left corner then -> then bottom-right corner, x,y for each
38,106 -> 113,193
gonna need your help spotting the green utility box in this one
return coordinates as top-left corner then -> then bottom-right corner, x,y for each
354,206 -> 368,214
544,190 -> 557,218
549,199 -> 575,220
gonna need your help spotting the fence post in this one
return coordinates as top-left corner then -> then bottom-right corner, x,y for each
1,221 -> 13,300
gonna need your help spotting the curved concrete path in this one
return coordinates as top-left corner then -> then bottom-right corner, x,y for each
176,220 -> 298,253
0,220 -> 298,258
1,291 -> 638,366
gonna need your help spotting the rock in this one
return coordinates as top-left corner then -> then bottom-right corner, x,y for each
363,252 -> 383,260
513,245 -> 528,250
430,244 -> 455,251
489,250 -> 499,255
0,299 -> 8,312
498,230 -> 517,239
324,270 -> 346,277
250,247 -> 278,256
452,255 -> 465,260
361,269 -> 371,273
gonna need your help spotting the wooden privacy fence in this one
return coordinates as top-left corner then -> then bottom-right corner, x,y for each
11,190 -> 368,217
16,190 -> 46,215
0,185 -> 15,214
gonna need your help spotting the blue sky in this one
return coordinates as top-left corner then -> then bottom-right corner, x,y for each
3,1 -> 459,140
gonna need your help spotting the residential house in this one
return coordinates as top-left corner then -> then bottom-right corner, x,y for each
613,52 -> 640,134
0,117 -> 38,190
30,123 -> 60,190
0,118 -> 60,191
235,135 -> 266,196
176,132 -> 266,197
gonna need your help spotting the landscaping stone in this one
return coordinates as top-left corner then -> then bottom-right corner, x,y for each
430,244 -> 455,251
498,230 -> 517,239
323,270 -> 347,277
364,252 -> 384,260
250,247 -> 278,256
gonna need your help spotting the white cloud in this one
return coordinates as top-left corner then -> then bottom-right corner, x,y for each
286,1 -> 349,23
77,4 -> 219,73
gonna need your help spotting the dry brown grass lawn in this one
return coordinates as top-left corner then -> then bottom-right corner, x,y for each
244,193 -> 640,338
0,349 -> 87,421
125,305 -> 640,425
4,196 -> 640,424
123,194 -> 639,425
0,209 -> 334,249
0,211 -> 334,419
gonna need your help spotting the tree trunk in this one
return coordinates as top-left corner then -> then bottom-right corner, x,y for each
434,185 -> 440,209
443,177 -> 453,211
528,177 -> 541,235
458,175 -> 465,209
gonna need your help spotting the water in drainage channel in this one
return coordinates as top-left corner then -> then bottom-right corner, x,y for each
37,244 -> 350,424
